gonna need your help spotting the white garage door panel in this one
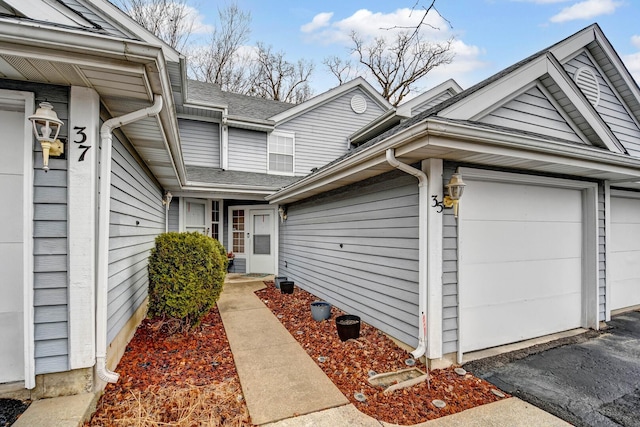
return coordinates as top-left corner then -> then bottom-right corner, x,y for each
464,258 -> 582,307
460,179 -> 583,353
610,196 -> 640,310
462,221 -> 582,264
463,292 -> 582,351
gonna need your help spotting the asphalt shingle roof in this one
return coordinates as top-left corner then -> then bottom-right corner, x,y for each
186,80 -> 295,121
186,165 -> 301,190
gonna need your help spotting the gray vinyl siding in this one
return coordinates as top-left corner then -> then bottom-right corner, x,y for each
412,91 -> 455,116
106,133 -> 165,344
441,166 -> 459,355
168,198 -> 179,232
564,52 -> 640,156
0,81 -> 74,375
228,128 -> 267,173
178,119 -> 220,168
277,88 -> 387,176
279,170 -> 420,347
60,0 -> 130,38
480,86 -> 584,144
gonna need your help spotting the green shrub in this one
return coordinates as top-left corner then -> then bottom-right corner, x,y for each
148,232 -> 228,329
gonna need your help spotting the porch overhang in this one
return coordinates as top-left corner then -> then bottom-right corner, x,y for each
267,117 -> 640,204
0,19 -> 184,189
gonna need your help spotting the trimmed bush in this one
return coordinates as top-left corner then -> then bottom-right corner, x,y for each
148,232 -> 228,329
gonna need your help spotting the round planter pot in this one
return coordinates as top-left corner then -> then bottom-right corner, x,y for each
274,276 -> 287,290
310,301 -> 331,321
280,280 -> 294,294
336,314 -> 361,341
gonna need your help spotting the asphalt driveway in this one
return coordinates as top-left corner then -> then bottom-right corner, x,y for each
464,310 -> 640,427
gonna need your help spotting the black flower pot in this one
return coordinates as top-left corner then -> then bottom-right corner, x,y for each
336,314 -> 361,341
280,280 -> 294,294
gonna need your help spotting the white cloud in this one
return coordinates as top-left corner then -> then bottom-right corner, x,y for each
550,0 -> 622,23
632,35 -> 640,49
301,12 -> 333,33
301,7 -> 452,45
301,7 -> 488,92
623,52 -> 640,85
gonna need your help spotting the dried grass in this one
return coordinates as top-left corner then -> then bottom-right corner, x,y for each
89,379 -> 249,427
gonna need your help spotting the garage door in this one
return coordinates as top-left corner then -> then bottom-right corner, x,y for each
609,194 -> 640,311
459,178 -> 583,352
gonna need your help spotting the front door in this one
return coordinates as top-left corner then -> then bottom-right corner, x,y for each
249,210 -> 275,274
0,107 -> 27,383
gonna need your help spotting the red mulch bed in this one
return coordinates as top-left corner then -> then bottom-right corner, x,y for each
256,281 -> 508,425
85,308 -> 251,426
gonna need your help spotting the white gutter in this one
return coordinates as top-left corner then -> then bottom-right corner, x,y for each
385,149 -> 428,360
96,95 -> 164,383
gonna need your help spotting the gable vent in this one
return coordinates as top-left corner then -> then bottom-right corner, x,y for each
351,94 -> 367,114
574,67 -> 600,107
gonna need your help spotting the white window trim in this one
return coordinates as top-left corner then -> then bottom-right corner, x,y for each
267,130 -> 295,176
182,198 -> 209,234
210,199 -> 223,241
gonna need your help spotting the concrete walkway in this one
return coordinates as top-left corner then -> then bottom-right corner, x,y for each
11,274 -> 570,426
217,275 -> 349,425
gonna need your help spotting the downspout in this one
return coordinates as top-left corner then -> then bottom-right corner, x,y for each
96,95 -> 164,383
385,149 -> 428,359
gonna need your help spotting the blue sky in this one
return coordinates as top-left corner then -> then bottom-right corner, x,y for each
185,0 -> 640,97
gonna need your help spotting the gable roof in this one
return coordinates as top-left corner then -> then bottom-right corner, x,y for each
268,77 -> 392,124
267,24 -> 640,204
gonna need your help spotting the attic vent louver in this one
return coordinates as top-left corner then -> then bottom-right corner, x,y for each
351,94 -> 367,114
574,67 -> 600,107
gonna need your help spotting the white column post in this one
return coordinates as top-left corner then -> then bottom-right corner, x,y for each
68,86 -> 99,368
424,158 -> 444,359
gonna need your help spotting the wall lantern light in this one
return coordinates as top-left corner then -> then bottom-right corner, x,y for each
162,191 -> 173,206
278,206 -> 287,223
432,172 -> 466,218
28,102 -> 64,172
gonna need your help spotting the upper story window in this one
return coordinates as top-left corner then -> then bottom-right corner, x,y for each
268,131 -> 295,174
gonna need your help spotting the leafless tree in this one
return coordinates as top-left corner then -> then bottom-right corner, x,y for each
324,0 -> 454,106
247,43 -> 314,104
188,4 -> 252,92
116,0 -> 195,51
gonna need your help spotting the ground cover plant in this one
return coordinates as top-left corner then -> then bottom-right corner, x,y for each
256,281 -> 507,424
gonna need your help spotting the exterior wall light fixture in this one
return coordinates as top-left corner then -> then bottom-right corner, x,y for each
278,206 -> 287,223
162,191 -> 173,206
28,102 -> 64,172
432,172 -> 466,218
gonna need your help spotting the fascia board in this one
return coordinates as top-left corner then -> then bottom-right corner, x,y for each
438,55 -> 549,120
183,182 -> 281,193
548,25 -> 597,63
396,79 -> 463,117
425,118 -> 640,175
268,115 -> 640,204
0,20 -> 164,66
592,26 -> 640,121
266,121 -> 430,203
268,76 -> 392,124
545,54 -> 625,154
88,0 -> 181,63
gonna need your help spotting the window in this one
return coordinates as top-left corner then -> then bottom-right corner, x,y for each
268,132 -> 294,174
232,209 -> 245,254
211,200 -> 221,241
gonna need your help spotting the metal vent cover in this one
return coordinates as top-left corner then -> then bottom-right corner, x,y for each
350,94 -> 367,114
574,67 -> 600,107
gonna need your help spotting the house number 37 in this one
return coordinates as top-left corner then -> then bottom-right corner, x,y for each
73,126 -> 91,162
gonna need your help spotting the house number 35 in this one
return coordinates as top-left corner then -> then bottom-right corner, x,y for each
73,126 -> 91,162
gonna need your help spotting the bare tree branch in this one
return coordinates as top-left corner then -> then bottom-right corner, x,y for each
116,0 -> 195,51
